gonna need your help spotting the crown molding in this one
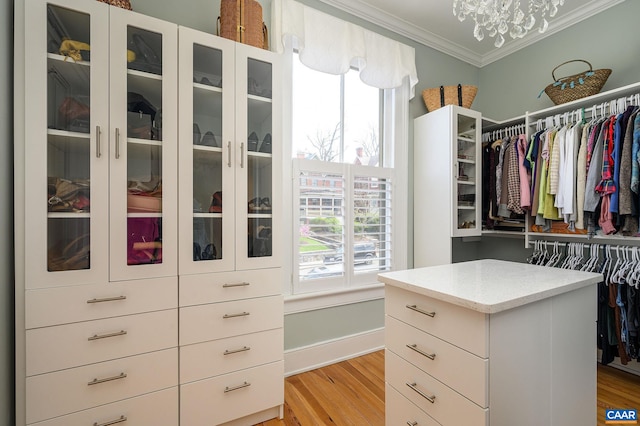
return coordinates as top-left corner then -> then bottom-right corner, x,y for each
315,0 -> 626,68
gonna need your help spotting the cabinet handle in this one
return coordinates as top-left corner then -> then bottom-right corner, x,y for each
88,330 -> 127,341
240,142 -> 245,168
222,282 -> 250,288
227,141 -> 232,167
406,382 -> 436,403
405,304 -> 436,317
224,381 -> 251,393
454,161 -> 458,179
93,415 -> 127,426
87,295 -> 127,304
406,344 -> 436,360
407,422 -> 418,426
88,372 -> 127,386
96,125 -> 102,158
115,128 -> 121,159
223,311 -> 250,319
224,346 -> 251,355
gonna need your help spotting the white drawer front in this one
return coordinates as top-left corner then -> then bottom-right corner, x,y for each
26,277 -> 177,329
179,295 -> 283,345
29,387 -> 179,426
180,328 -> 283,384
27,309 -> 177,376
180,268 -> 281,307
385,285 -> 488,357
386,383 -> 442,426
386,350 -> 488,426
26,348 -> 178,424
385,315 -> 488,407
180,361 -> 284,426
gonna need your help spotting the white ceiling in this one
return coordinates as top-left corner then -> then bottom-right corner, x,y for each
318,0 -> 625,67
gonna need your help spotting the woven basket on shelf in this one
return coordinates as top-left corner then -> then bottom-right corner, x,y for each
422,84 -> 477,112
96,0 -> 132,10
543,60 -> 611,105
218,0 -> 268,50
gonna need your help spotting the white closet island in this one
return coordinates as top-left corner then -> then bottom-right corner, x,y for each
379,259 -> 602,426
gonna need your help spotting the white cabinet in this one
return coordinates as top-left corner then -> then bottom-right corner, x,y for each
178,26 -> 281,274
380,260 -> 600,426
17,1 -> 178,424
176,27 -> 283,425
414,105 -> 481,266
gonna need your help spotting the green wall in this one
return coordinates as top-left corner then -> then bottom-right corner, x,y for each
475,1 -> 640,120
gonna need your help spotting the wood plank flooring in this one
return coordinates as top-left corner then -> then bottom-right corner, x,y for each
256,350 -> 640,426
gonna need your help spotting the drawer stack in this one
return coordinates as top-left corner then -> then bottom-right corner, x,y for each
24,278 -> 179,425
384,285 -> 489,426
179,269 -> 284,425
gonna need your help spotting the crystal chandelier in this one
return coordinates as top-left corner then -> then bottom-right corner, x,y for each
453,0 -> 565,48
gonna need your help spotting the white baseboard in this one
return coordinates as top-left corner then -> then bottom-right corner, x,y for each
284,328 -> 384,377
598,350 -> 640,376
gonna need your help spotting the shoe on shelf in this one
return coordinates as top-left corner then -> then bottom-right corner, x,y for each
259,197 -> 272,213
248,131 -> 259,152
209,191 -> 222,213
259,133 -> 272,153
248,197 -> 261,213
193,123 -> 201,146
201,131 -> 219,147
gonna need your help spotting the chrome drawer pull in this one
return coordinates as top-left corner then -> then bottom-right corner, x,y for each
406,382 -> 436,403
88,372 -> 127,386
94,415 -> 127,426
405,304 -> 436,317
223,311 -> 250,319
223,282 -> 251,288
407,422 -> 418,426
87,296 -> 127,304
240,142 -> 245,168
224,346 -> 251,355
227,141 -> 232,167
88,330 -> 127,341
224,381 -> 251,393
406,344 -> 436,360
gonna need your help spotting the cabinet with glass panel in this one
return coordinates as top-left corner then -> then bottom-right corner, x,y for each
178,27 -> 281,274
17,1 -> 178,425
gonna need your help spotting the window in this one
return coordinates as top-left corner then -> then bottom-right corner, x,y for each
290,53 -> 403,296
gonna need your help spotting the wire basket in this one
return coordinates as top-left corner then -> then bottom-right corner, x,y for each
543,60 -> 611,105
422,84 -> 477,112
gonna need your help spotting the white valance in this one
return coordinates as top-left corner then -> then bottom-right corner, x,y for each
276,0 -> 419,98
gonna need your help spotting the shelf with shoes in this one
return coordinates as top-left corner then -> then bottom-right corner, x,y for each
16,1 -> 180,425
177,25 -> 283,426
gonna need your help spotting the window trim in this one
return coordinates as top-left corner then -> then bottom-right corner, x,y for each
281,44 -> 409,312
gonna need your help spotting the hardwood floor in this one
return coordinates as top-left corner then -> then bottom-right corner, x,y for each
255,350 -> 640,426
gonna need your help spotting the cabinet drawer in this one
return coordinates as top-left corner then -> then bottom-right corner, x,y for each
25,277 -> 177,329
386,383 -> 441,426
385,315 -> 488,407
30,387 -> 179,426
181,328 -> 283,384
179,268 -> 281,307
385,285 -> 488,357
180,360 -> 283,426
386,350 -> 488,426
26,348 -> 178,424
179,295 -> 283,345
26,309 -> 177,376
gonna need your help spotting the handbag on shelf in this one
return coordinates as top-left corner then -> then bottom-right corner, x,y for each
217,0 -> 269,50
422,84 -> 477,112
542,59 -> 612,105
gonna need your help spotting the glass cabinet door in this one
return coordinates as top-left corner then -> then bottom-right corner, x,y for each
178,28 -> 235,274
109,8 -> 177,281
25,0 -> 109,288
453,110 -> 481,237
236,46 -> 281,269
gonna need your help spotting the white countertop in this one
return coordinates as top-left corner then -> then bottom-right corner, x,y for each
377,259 -> 603,314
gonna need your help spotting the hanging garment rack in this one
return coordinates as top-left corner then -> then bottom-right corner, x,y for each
482,122 -> 526,142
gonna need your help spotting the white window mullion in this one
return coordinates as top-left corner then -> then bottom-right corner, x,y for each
344,164 -> 354,287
